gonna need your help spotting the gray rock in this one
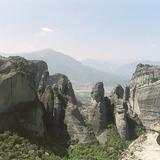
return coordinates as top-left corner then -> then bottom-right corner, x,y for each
64,104 -> 91,143
88,82 -> 107,145
128,64 -> 160,128
38,70 -> 50,97
124,86 -> 130,101
50,74 -> 77,103
49,73 -> 91,143
36,71 -> 91,143
91,81 -> 104,102
130,63 -> 160,87
111,85 -> 128,140
0,56 -> 47,136
121,121 -> 160,160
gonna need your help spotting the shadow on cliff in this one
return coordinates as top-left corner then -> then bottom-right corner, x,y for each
127,115 -> 146,140
5,102 -> 70,158
9,128 -> 69,158
1,100 -> 70,158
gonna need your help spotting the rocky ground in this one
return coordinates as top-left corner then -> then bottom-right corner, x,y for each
121,121 -> 160,160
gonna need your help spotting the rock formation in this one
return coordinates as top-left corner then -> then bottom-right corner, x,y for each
110,85 -> 128,140
3,55 -> 160,149
128,64 -> 160,128
38,71 -> 55,134
0,56 -> 47,136
51,74 -> 91,143
121,121 -> 160,160
87,82 -> 108,145
0,56 -> 91,143
38,73 -> 91,143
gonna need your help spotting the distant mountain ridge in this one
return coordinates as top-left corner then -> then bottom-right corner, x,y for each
81,59 -> 160,80
21,49 -> 128,86
1,49 -> 159,87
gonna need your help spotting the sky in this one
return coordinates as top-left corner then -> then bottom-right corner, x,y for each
0,0 -> 160,62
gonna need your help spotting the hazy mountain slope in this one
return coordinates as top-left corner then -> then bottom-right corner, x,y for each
22,49 -> 127,86
82,59 -> 160,80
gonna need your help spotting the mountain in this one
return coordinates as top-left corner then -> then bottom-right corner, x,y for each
22,49 -> 128,86
81,59 -> 160,80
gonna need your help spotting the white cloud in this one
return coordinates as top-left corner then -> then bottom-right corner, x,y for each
41,27 -> 54,33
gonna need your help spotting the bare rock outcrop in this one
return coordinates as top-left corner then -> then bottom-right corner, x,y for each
0,56 -> 48,136
55,75 -> 91,143
128,64 -> 160,128
65,103 -> 91,143
110,85 -> 128,140
87,82 -> 108,145
42,73 -> 91,143
0,56 -> 91,143
121,121 -> 160,160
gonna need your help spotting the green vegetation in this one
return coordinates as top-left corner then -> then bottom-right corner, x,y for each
0,125 -> 131,160
0,131 -> 67,160
68,144 -> 108,160
68,125 -> 130,160
104,125 -> 130,159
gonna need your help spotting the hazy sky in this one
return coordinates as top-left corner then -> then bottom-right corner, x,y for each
0,0 -> 160,62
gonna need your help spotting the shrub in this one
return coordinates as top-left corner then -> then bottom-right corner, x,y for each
68,124 -> 130,160
0,125 -> 131,160
0,131 -> 65,160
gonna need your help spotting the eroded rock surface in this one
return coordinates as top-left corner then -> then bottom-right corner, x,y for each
110,85 -> 128,139
87,82 -> 108,145
0,56 -> 91,143
65,103 -> 91,143
0,56 -> 47,136
128,64 -> 160,128
121,121 -> 160,160
43,73 -> 91,143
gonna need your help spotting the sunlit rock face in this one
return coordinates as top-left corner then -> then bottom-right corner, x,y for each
0,56 -> 48,136
121,121 -> 160,160
128,64 -> 160,128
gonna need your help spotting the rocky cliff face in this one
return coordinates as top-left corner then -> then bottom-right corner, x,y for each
128,64 -> 160,128
121,121 -> 160,160
50,74 -> 91,143
87,82 -> 108,145
0,56 -> 47,136
3,56 -> 159,147
0,56 -> 91,144
89,82 -> 107,131
110,85 -> 129,140
130,64 -> 160,87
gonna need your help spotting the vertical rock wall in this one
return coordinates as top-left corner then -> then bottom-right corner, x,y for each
128,64 -> 160,128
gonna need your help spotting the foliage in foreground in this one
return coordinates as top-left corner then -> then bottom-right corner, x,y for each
68,124 -> 130,160
0,131 -> 66,160
0,124 -> 131,160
